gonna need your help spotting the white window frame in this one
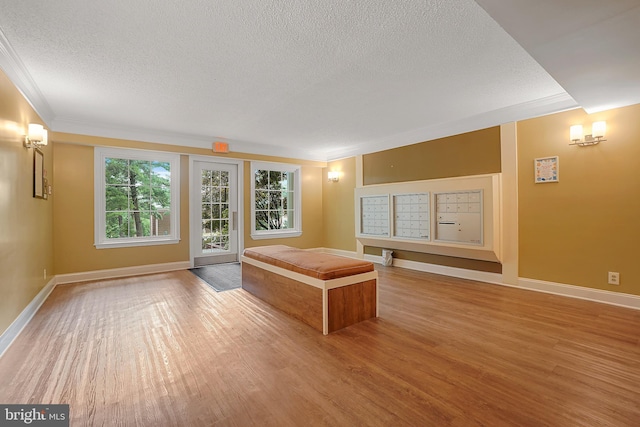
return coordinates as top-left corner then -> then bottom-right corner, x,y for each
250,161 -> 302,240
94,147 -> 181,249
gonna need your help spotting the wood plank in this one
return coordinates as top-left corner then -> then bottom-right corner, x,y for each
327,279 -> 376,333
241,261 -> 323,332
0,267 -> 638,426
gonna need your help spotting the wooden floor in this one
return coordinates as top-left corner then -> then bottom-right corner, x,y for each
0,267 -> 639,426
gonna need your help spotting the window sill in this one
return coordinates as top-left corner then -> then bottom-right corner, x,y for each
95,238 -> 180,249
250,231 -> 302,240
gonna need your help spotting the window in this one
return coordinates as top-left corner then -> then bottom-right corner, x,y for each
94,147 -> 180,248
250,162 -> 301,239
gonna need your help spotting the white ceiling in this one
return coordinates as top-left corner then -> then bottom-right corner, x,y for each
0,0 -> 638,161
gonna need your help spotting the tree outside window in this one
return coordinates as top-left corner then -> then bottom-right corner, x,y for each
254,169 -> 294,231
94,147 -> 180,248
250,162 -> 301,239
104,159 -> 172,238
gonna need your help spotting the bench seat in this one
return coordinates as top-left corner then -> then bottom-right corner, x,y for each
242,245 -> 378,334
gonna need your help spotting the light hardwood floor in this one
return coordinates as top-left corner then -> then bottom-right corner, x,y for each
0,267 -> 639,426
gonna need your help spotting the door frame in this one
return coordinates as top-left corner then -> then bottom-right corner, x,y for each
189,155 -> 244,268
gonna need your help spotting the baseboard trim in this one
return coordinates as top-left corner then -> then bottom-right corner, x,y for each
363,254 -> 384,264
5,257 -> 635,361
56,261 -> 191,285
319,248 -> 640,310
0,277 -> 57,358
309,247 -> 360,259
390,259 -> 639,310
516,277 -> 640,311
391,258 -> 504,285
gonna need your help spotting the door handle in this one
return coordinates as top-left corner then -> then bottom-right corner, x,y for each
232,211 -> 237,230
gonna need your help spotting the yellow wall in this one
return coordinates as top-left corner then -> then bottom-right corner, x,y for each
51,136 -> 326,274
53,143 -> 191,274
0,69 -> 54,335
518,104 -> 640,296
322,157 -> 357,252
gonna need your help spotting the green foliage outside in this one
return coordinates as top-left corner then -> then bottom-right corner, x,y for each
201,170 -> 230,251
254,169 -> 294,231
104,158 -> 171,239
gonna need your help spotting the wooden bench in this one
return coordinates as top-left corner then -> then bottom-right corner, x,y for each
241,245 -> 378,335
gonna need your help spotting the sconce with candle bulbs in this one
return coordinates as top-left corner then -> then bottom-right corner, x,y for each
23,123 -> 48,148
327,171 -> 340,182
569,121 -> 607,146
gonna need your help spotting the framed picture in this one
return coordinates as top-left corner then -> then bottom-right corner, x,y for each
534,156 -> 559,183
34,148 -> 45,198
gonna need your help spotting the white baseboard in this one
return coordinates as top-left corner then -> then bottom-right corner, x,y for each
516,277 -> 640,310
4,257 -> 636,361
0,277 -> 57,358
336,248 -> 640,311
56,261 -> 191,285
390,258 -> 504,285
309,247 -> 360,259
1,261 -> 192,358
363,253 -> 384,264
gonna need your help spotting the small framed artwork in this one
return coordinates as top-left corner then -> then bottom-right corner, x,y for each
534,156 -> 559,183
34,148 -> 45,198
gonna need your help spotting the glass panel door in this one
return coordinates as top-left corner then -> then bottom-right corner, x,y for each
193,161 -> 238,266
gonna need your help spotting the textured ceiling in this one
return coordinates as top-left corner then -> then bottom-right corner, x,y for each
0,1 -> 636,161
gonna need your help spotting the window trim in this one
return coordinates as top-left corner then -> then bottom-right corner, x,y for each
250,161 -> 302,240
94,147 -> 181,249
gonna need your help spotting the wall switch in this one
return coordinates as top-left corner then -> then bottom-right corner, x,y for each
608,272 -> 620,285
44,269 -> 47,280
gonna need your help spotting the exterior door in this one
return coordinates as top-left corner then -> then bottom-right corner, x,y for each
192,161 -> 238,266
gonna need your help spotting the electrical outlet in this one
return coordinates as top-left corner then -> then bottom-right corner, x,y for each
608,272 -> 620,285
44,269 -> 47,280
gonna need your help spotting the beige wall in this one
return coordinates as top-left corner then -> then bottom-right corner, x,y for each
322,157 -> 357,252
518,104 -> 640,296
0,70 -> 54,335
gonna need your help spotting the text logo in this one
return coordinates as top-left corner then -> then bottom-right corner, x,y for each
1,405 -> 69,426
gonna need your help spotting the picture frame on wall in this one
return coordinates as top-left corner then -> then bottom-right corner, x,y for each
534,156 -> 559,183
34,148 -> 45,198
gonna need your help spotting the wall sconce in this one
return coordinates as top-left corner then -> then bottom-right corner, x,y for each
24,123 -> 48,148
569,121 -> 607,146
327,171 -> 340,182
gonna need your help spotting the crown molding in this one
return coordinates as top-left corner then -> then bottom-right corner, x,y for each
324,92 -> 580,161
0,28 -> 54,124
54,90 -> 579,163
52,117 -> 328,162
